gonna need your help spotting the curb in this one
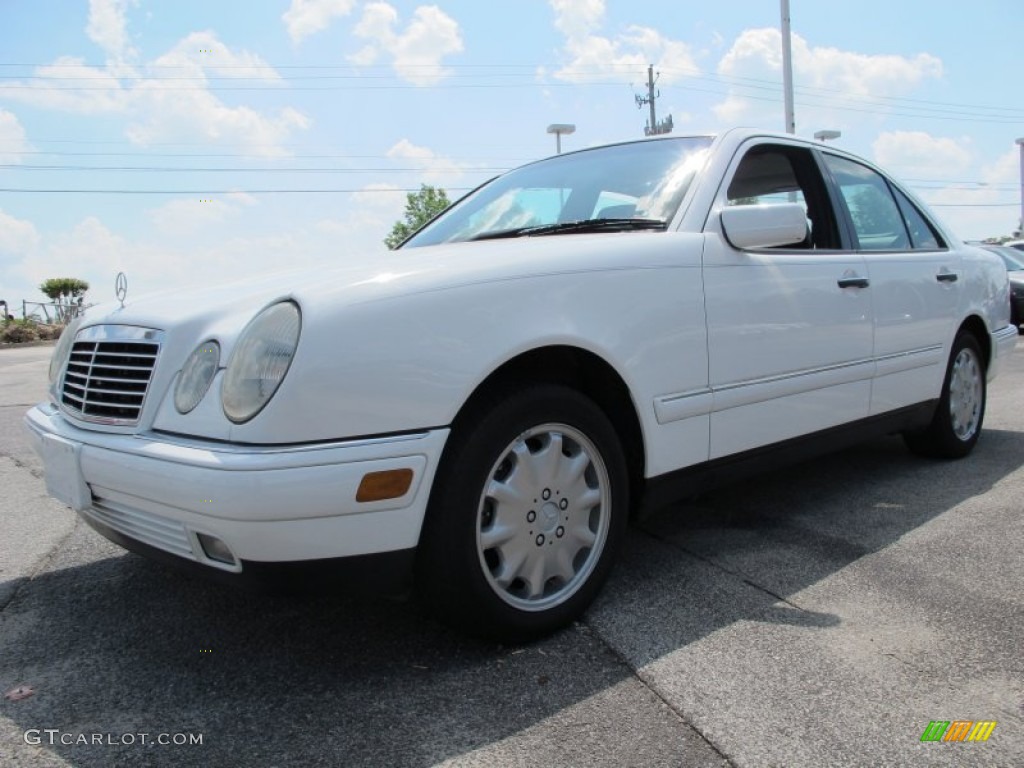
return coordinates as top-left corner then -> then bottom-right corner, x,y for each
0,340 -> 58,350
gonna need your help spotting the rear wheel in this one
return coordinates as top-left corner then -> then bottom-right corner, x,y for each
418,385 -> 628,642
904,331 -> 986,458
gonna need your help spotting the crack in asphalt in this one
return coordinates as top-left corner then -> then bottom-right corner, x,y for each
0,515 -> 80,615
581,618 -> 739,767
0,450 -> 43,479
636,524 -> 810,612
576,523 -> 758,766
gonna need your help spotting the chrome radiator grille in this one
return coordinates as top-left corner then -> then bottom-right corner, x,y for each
61,337 -> 160,424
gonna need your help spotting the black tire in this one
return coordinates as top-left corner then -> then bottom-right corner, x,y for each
904,331 -> 986,459
417,384 -> 629,642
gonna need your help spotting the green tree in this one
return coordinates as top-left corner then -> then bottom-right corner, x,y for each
39,277 -> 89,324
385,184 -> 451,249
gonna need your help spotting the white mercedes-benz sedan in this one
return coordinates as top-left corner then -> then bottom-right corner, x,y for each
26,128 -> 1017,640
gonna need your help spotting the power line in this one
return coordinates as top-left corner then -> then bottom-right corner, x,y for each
0,187 -> 474,194
0,164 -> 503,173
0,150 -> 533,162
4,60 -> 1023,121
929,202 -> 1019,208
0,81 -> 622,91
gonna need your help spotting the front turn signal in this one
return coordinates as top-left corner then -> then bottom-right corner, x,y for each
356,469 -> 414,502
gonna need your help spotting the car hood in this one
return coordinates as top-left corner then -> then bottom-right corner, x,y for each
82,232 -> 698,332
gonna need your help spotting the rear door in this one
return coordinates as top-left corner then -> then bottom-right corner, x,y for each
820,153 -> 957,414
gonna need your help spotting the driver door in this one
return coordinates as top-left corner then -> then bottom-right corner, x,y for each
702,141 -> 874,458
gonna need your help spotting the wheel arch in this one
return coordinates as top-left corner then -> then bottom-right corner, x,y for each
958,314 -> 991,369
446,345 -> 647,514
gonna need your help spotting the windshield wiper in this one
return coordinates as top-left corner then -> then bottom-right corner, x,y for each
469,217 -> 667,241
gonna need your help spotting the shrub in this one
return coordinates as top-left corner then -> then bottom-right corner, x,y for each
1,322 -> 40,343
37,323 -> 63,341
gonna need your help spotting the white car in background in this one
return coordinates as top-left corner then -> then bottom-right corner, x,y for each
26,128 -> 1017,641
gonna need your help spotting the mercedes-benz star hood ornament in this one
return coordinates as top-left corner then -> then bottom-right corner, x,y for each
115,272 -> 128,308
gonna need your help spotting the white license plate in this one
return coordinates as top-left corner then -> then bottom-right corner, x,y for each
40,433 -> 91,511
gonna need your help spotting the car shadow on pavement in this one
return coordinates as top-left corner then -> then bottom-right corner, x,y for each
1,429 -> 1021,767
588,428 -> 1024,665
1,528 -> 709,767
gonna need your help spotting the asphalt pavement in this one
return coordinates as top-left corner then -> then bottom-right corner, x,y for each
1,342 -> 1021,767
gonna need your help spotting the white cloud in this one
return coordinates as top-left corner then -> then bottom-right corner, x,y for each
283,0 -> 358,44
0,31 -> 309,155
13,217 -> 148,303
4,208 -> 399,309
87,0 -> 138,60
872,131 -> 972,180
225,191 -> 259,207
122,32 -> 308,155
148,196 -> 257,236
919,185 -> 1016,242
0,57 -> 131,114
0,208 -> 40,256
386,138 -> 434,161
875,139 -> 1021,241
980,148 -> 1019,186
126,84 -> 308,155
151,31 -> 284,82
386,138 -> 470,186
350,3 -> 463,86
550,0 -> 604,39
547,0 -> 698,84
713,28 -> 942,126
318,182 -> 405,253
0,110 -> 33,164
1,1 -> 308,156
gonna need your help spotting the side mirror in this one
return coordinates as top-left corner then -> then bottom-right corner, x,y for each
720,203 -> 809,250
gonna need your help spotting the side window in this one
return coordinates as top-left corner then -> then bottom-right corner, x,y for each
725,145 -> 839,249
892,186 -> 945,249
823,155 -> 911,251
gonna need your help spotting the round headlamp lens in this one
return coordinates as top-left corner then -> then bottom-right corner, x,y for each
174,340 -> 220,414
221,301 -> 301,423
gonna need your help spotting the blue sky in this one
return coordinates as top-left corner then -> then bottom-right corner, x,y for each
1,0 -> 1022,309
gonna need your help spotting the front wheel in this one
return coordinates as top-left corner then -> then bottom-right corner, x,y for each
417,385 -> 629,642
904,331 -> 986,458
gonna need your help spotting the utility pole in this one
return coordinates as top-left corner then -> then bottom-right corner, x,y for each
635,65 -> 673,136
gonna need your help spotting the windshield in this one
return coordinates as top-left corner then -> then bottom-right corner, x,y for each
403,137 -> 713,247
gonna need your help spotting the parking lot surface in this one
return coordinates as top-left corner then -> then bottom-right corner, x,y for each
1,342 -> 1021,767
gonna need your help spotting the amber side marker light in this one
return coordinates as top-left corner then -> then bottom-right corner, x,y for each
356,469 -> 414,502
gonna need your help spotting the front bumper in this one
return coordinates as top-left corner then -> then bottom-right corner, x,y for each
24,402 -> 448,574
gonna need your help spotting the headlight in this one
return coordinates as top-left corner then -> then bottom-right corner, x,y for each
48,316 -> 83,384
221,301 -> 301,423
174,340 -> 220,414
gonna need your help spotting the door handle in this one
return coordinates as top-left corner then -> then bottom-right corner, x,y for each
936,271 -> 958,283
837,276 -> 870,289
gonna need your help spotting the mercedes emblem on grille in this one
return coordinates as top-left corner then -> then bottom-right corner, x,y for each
115,272 -> 128,307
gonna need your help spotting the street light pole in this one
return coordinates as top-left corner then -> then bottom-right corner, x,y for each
814,130 -> 841,142
780,0 -> 795,134
547,123 -> 576,154
1016,138 -> 1024,236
